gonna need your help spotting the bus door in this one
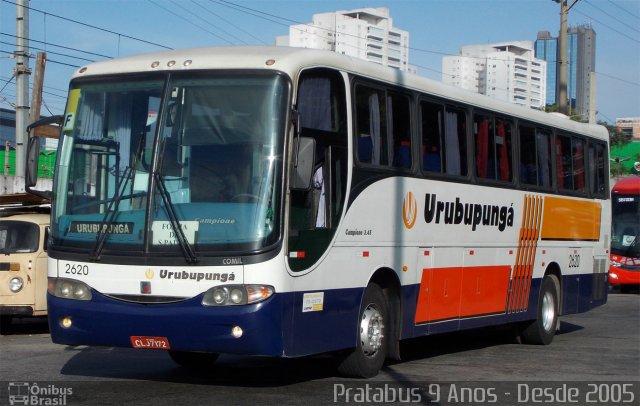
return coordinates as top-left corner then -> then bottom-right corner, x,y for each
287,69 -> 347,272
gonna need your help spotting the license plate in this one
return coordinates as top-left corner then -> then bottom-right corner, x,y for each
130,336 -> 170,349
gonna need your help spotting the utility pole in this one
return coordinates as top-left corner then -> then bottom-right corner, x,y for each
15,0 -> 30,181
555,0 -> 580,116
29,52 -> 46,124
557,0 -> 568,115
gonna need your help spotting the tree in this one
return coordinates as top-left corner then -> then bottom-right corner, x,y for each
601,120 -> 631,148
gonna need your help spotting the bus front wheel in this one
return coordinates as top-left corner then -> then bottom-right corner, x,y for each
168,350 -> 219,369
337,283 -> 388,378
520,274 -> 559,345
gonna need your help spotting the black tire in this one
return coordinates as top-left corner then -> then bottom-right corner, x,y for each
337,283 -> 388,378
168,350 -> 219,369
520,274 -> 560,345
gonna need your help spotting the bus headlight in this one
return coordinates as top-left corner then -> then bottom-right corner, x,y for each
9,277 -> 24,293
48,278 -> 92,301
202,285 -> 274,306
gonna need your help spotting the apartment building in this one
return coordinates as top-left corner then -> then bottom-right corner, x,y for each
442,41 -> 547,109
278,7 -> 411,72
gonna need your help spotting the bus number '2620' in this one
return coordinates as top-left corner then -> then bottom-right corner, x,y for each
65,263 -> 89,275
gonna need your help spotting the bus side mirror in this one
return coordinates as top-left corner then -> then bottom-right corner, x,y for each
26,136 -> 41,188
25,115 -> 62,199
290,137 -> 315,190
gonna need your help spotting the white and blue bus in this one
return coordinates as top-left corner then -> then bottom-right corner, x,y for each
29,46 -> 610,378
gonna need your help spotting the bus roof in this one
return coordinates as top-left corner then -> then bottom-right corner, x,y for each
70,45 -> 609,142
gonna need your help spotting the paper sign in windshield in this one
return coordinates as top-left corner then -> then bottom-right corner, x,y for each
152,221 -> 198,245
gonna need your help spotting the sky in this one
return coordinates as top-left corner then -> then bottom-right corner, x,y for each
1,0 -> 639,124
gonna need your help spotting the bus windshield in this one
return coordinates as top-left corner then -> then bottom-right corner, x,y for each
0,220 -> 40,254
611,192 -> 640,258
52,73 -> 287,258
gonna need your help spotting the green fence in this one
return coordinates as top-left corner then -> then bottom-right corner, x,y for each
610,142 -> 640,175
0,149 -> 57,178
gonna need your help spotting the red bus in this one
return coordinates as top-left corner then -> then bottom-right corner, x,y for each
610,175 -> 640,292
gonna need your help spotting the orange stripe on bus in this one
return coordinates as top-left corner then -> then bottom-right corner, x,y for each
415,265 -> 511,324
540,196 -> 601,241
508,194 -> 542,313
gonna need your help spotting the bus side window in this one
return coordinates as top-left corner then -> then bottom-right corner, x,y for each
588,142 -> 607,196
421,101 -> 444,173
355,87 -> 387,165
519,125 -> 552,189
572,137 -> 586,192
388,92 -> 411,169
519,125 -> 537,185
556,133 -> 573,191
474,114 -> 494,179
474,114 -> 513,182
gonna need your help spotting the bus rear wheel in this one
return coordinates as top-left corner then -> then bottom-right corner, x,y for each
337,283 -> 388,378
520,274 -> 559,345
168,350 -> 219,369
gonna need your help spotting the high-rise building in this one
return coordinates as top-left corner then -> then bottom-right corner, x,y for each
535,24 -> 596,118
277,8 -> 411,72
442,41 -> 546,110
534,31 -> 557,106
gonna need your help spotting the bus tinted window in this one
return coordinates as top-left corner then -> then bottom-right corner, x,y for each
474,114 -> 513,182
557,133 -> 586,193
519,125 -> 552,189
588,142 -> 607,197
389,92 -> 412,168
355,85 -> 411,168
420,101 -> 467,176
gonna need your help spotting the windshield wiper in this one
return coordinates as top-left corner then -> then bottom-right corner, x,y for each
90,165 -> 134,261
153,172 -> 199,264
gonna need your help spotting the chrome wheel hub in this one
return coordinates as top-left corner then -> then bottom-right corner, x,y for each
541,291 -> 556,332
360,304 -> 384,356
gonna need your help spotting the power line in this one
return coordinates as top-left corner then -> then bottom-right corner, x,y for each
0,75 -> 69,99
0,40 -> 97,63
606,0 -> 640,21
1,32 -> 114,59
185,0 -> 249,45
3,0 -> 172,50
0,72 -> 15,94
47,59 -> 81,69
597,71 -> 640,87
583,0 -> 640,34
147,0 -> 233,45
572,8 -> 640,44
197,0 -> 266,44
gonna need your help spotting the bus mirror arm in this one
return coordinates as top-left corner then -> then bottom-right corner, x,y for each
292,109 -> 301,167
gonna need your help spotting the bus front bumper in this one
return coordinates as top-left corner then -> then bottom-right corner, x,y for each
47,290 -> 288,357
608,266 -> 640,285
